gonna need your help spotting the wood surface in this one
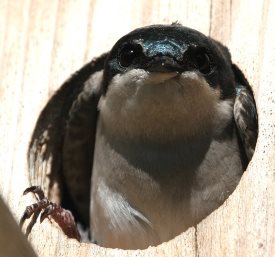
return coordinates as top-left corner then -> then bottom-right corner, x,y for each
0,0 -> 274,256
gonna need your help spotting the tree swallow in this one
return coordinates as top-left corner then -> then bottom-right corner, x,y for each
25,23 -> 258,249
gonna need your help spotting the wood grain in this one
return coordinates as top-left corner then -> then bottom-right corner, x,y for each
0,0 -> 274,256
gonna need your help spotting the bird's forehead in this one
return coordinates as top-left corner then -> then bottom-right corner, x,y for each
113,25 -> 210,51
137,38 -> 185,57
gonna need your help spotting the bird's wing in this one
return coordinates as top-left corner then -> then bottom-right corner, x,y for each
233,64 -> 258,163
28,53 -> 108,226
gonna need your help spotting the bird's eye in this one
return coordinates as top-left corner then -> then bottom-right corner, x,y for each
193,50 -> 211,74
119,44 -> 143,68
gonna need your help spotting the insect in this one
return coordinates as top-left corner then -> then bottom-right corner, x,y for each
20,186 -> 80,241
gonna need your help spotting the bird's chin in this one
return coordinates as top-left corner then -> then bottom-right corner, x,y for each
144,71 -> 180,85
125,69 -> 209,89
112,69 -> 179,87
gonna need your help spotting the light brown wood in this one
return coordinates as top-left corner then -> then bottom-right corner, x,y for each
0,0 -> 274,256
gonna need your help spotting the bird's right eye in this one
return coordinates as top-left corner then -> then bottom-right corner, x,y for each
193,50 -> 212,74
119,43 -> 143,68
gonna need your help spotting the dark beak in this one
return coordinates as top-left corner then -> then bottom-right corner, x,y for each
145,55 -> 185,73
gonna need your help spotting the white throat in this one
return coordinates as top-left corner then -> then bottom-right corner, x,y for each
98,69 -> 233,141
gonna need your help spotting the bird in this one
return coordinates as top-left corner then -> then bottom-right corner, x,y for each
24,23 -> 258,249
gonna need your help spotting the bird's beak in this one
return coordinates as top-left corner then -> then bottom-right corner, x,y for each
145,55 -> 184,73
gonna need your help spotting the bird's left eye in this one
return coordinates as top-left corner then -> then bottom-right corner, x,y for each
119,43 -> 143,68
